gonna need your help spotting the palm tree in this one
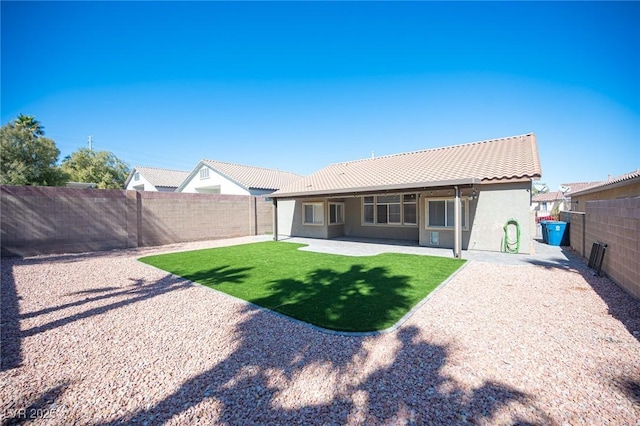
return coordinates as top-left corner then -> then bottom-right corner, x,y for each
14,114 -> 45,137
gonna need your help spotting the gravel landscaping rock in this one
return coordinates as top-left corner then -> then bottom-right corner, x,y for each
2,236 -> 639,425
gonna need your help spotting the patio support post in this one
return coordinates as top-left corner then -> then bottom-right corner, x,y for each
272,198 -> 278,241
454,186 -> 462,258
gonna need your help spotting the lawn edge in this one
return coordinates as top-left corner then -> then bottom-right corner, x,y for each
137,256 -> 470,337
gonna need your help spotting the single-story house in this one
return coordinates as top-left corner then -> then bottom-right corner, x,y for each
125,166 -> 190,192
177,159 -> 302,195
271,133 -> 542,256
532,181 -> 602,217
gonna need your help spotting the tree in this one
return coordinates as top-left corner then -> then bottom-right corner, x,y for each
14,114 -> 45,137
0,116 -> 67,186
61,148 -> 130,189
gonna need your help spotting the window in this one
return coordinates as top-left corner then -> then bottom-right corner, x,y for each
363,196 -> 375,224
199,168 -> 209,179
303,203 -> 324,225
133,172 -> 140,181
329,203 -> 344,225
403,194 -> 417,224
376,195 -> 401,224
426,198 -> 467,229
362,193 -> 417,226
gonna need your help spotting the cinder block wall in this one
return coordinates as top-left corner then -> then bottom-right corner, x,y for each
1,186 -> 129,256
1,186 -> 273,257
566,211 -> 586,257
256,197 -> 274,235
585,198 -> 640,300
139,191 -> 256,246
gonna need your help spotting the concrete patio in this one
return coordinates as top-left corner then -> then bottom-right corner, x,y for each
279,235 -> 580,268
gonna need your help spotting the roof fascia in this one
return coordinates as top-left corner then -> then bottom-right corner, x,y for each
124,167 -> 138,188
175,160 -> 207,192
272,178 -> 480,199
570,175 -> 640,197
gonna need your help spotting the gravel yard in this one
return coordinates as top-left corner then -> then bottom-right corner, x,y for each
2,236 -> 639,425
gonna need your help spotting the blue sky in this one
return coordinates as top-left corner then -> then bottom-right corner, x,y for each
2,1 -> 638,191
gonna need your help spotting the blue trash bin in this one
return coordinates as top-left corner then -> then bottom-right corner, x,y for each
540,220 -> 549,243
546,221 -> 568,246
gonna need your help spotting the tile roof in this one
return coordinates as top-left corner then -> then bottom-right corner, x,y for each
274,133 -> 541,197
130,166 -> 190,189
570,170 -> 640,196
532,191 -> 562,203
532,182 -> 604,202
202,159 -> 302,191
559,181 -> 604,195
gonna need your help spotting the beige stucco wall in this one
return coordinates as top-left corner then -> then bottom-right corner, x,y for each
277,181 -> 533,254
466,182 -> 532,253
284,198 -> 330,239
344,197 -> 419,241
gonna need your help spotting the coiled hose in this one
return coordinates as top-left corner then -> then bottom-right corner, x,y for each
503,219 -> 520,254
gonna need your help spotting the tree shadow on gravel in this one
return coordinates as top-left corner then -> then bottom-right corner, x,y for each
1,381 -> 69,426
19,275 -> 191,338
0,255 -> 194,374
617,377 -> 640,406
19,264 -> 249,323
98,307 -> 550,425
1,260 -> 22,371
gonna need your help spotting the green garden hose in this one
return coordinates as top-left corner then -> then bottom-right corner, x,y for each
503,219 -> 521,254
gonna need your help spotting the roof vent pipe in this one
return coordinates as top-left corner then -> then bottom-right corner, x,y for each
371,151 -> 375,159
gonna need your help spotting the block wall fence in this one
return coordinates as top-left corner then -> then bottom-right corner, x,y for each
566,197 -> 640,300
1,185 -> 273,257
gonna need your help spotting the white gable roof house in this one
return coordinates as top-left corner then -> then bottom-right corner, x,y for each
125,166 -> 190,192
177,159 -> 302,195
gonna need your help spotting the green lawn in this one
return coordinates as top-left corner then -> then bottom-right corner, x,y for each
139,241 -> 466,332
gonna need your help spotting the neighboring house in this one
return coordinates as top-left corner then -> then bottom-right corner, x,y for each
531,191 -> 562,216
271,133 -> 542,255
532,181 -> 602,216
177,159 -> 302,195
125,166 -> 190,192
570,170 -> 640,212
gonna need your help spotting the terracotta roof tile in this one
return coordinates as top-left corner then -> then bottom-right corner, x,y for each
532,181 -> 604,202
202,160 -> 302,191
559,181 -> 604,194
570,170 -> 640,196
274,133 -> 541,197
532,191 -> 562,202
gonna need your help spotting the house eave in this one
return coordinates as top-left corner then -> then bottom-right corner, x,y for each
570,175 -> 640,197
271,178 -> 481,199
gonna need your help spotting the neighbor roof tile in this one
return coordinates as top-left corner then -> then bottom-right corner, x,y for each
202,160 -> 302,191
133,166 -> 190,189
